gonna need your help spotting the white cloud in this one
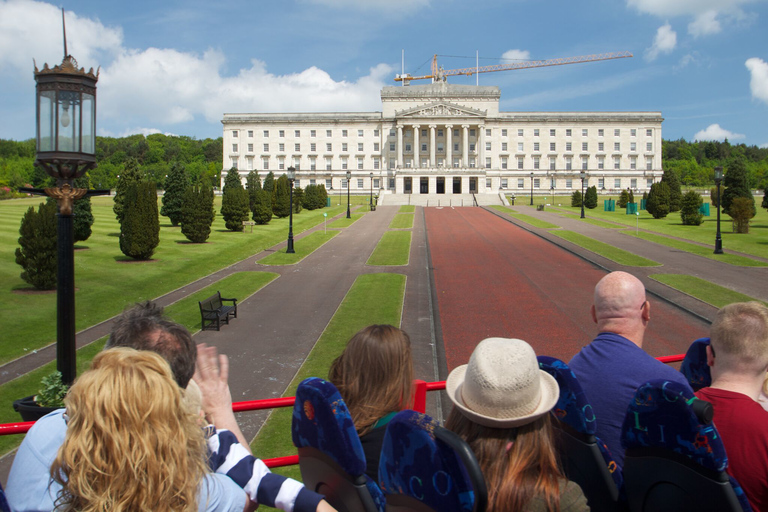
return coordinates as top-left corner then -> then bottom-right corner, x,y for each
304,0 -> 430,11
688,10 -> 721,37
501,49 -> 531,61
761,142 -> 768,149
627,0 -> 757,37
644,24 -> 677,62
693,124 -> 745,141
746,58 -> 768,105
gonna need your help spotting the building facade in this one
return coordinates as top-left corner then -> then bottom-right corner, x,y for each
222,82 -> 663,198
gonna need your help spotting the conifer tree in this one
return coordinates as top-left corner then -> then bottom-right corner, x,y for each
302,184 -> 318,210
15,201 -> 57,290
272,174 -> 291,218
73,174 -> 94,243
646,181 -> 671,219
119,181 -> 159,260
263,171 -> 275,193
722,157 -> 756,218
618,189 -> 629,208
680,190 -> 704,226
252,189 -> 273,224
220,168 -> 250,231
113,158 -> 143,224
181,182 -> 215,243
246,171 -> 262,212
293,186 -> 304,214
628,189 -> 635,205
161,162 -> 189,226
762,188 -> 768,212
661,168 -> 682,212
571,190 -> 582,207
584,185 -> 598,209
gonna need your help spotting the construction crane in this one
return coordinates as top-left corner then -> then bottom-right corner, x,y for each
394,51 -> 633,85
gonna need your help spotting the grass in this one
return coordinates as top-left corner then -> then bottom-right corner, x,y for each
399,205 -> 415,213
550,230 -> 661,267
250,273 -> 406,482
650,274 -> 768,309
257,231 -> 339,265
0,271 -> 277,456
0,196 -> 342,365
489,206 -> 559,229
389,214 -> 414,229
367,231 -> 412,266
327,213 -> 364,228
622,230 -> 767,267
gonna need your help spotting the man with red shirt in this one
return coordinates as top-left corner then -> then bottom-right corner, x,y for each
695,301 -> 768,512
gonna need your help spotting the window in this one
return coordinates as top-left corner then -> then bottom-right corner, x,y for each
550,129 -> 556,137
454,143 -> 459,152
421,143 -> 427,152
342,179 -> 348,189
486,142 -> 491,151
518,178 -> 525,188
310,130 -> 316,137
263,143 -> 269,152
486,178 -> 492,188
582,129 -> 588,136
518,142 -> 524,152
501,157 -> 508,169
374,178 -> 380,188
232,144 -> 238,152
598,178 -> 604,189
454,129 -> 459,137
263,130 -> 269,137
358,143 -> 364,152
231,158 -> 238,169
310,143 -> 316,152
438,129 -> 444,137
437,142 -> 444,152
279,143 -> 285,152
390,129 -> 396,136
374,142 -> 380,152
647,178 -> 654,188
389,160 -> 396,169
614,157 -> 621,169
502,142 -> 508,151
422,129 -> 427,137
374,158 -> 380,170
598,129 -> 604,137
342,130 -> 348,137
566,142 -> 572,152
390,143 -> 395,151
374,129 -> 379,137
279,130 -> 285,137
326,143 -> 332,152
646,158 -> 653,170
534,157 -> 540,169
486,129 -> 491,137
341,159 -> 348,170
631,178 -> 637,188
630,157 -> 637,170
295,130 -> 300,137
470,129 -> 476,136
358,130 -> 364,137
550,143 -> 556,151
485,157 -> 491,169
630,142 -> 636,152
342,143 -> 348,152
534,129 -> 540,137
326,130 -> 332,137
566,129 -> 572,137
310,179 -> 316,185
310,158 -> 316,170
598,142 -> 604,152
453,158 -> 460,168
614,178 -> 621,188
517,157 -> 524,169
582,157 -> 588,170
389,178 -> 396,189
631,129 -> 636,137
232,130 -> 238,137
582,142 -> 588,151
614,129 -> 620,136
614,142 -> 620,151
470,143 -> 476,152
501,129 -> 507,136
357,178 -> 363,188
247,143 -> 253,152
549,157 -> 556,170
405,144 -> 412,152
646,142 -> 652,152
501,178 -> 508,188
533,142 -> 540,151
248,130 -> 253,137
326,158 -> 332,170
358,159 -> 363,170
565,157 -> 572,170
534,178 -> 540,189
295,143 -> 300,151
278,159 -> 284,170
646,129 -> 652,137
566,179 -> 573,189
263,158 -> 269,170
518,129 -> 524,137
598,158 -> 605,170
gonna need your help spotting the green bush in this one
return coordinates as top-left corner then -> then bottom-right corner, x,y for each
36,371 -> 68,407
263,171 -> 275,193
722,157 -> 755,218
618,189 -> 629,208
628,189 -> 635,205
221,168 -> 250,231
710,187 -> 721,208
181,183 -> 215,243
246,171 -> 262,212
646,181 -> 671,219
730,197 -> 755,234
119,181 -> 159,260
253,189 -> 273,224
661,168 -> 682,212
584,185 -> 598,209
680,190 -> 704,226
303,184 -> 328,210
762,188 -> 768,211
293,186 -> 304,214
15,201 -> 57,289
161,162 -> 189,226
272,174 -> 291,218
73,174 -> 94,243
113,158 -> 143,224
571,190 -> 582,207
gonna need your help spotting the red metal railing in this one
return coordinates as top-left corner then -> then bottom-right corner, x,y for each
0,353 -> 686,468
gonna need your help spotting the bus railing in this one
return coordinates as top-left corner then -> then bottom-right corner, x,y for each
0,353 -> 686,468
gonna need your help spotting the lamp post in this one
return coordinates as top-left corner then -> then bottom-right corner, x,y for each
714,166 -> 724,254
369,171 -> 374,211
18,10 -> 108,385
286,166 -> 295,254
346,170 -> 351,219
580,170 -> 587,219
530,171 -> 534,206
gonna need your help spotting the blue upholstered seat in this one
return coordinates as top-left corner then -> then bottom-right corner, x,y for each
379,410 -> 487,512
292,377 -> 385,512
538,356 -> 624,512
620,379 -> 751,512
0,481 -> 9,512
680,337 -> 712,391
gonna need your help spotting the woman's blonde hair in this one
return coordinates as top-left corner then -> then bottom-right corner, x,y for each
51,347 -> 209,512
329,325 -> 414,435
445,409 -> 564,512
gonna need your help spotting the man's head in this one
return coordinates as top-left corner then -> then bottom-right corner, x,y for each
105,301 -> 196,387
708,302 -> 768,379
591,271 -> 650,344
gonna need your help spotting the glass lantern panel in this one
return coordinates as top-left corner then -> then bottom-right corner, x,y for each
81,93 -> 95,155
38,91 -> 55,152
57,90 -> 80,153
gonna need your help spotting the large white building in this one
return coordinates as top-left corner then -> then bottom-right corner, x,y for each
222,82 -> 662,203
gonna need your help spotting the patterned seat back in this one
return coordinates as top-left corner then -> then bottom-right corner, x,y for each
538,356 -> 624,511
379,410 -> 487,512
620,379 -> 750,512
292,377 -> 384,512
680,337 -> 712,391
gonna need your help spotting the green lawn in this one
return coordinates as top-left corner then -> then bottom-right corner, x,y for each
257,231 -> 339,265
550,230 -> 661,267
622,230 -> 767,267
0,271 -> 277,455
650,274 -> 768,308
0,196 -> 338,365
250,273 -> 406,483
389,213 -> 414,229
367,231 -> 412,266
399,205 -> 415,213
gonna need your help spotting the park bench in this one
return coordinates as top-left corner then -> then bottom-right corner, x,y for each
199,291 -> 238,331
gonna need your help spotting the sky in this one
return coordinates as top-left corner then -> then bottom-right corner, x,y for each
0,0 -> 767,147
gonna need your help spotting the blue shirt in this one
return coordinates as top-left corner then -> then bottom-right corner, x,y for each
568,332 -> 692,467
6,409 -> 247,512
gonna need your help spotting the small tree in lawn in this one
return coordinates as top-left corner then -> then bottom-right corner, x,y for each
120,181 -> 160,260
730,197 -> 754,234
680,190 -> 704,226
628,189 -> 635,205
15,201 -> 57,290
710,187 -> 720,208
220,168 -> 250,231
571,190 -> 582,207
263,171 -> 275,194
161,162 -> 189,226
646,181 -> 671,219
293,186 -> 304,214
246,171 -> 261,212
618,189 -> 629,208
181,182 -> 215,243
113,158 -> 143,224
318,184 -> 328,207
661,168 -> 682,212
762,188 -> 768,212
252,189 -> 273,224
73,174 -> 94,243
272,174 -> 291,218
722,157 -> 756,218
584,185 -> 598,209
302,184 -> 318,210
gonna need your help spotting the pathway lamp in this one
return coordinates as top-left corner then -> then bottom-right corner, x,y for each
286,166 -> 295,254
369,172 -> 374,211
346,170 -> 351,219
530,171 -> 534,206
580,170 -> 587,219
714,166 -> 724,254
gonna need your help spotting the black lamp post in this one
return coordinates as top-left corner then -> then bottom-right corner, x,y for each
530,171 -> 534,206
369,171 -> 374,211
19,10 -> 108,385
346,170 -> 351,219
714,166 -> 724,254
580,170 -> 587,219
286,166 -> 295,254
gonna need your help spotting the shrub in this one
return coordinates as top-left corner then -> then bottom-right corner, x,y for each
584,185 -> 598,209
161,162 -> 189,226
252,189 -> 273,224
181,183 -> 215,243
730,197 -> 755,234
113,158 -> 143,224
272,174 -> 291,218
246,171 -> 262,212
618,189 -> 629,208
571,190 -> 582,207
293,186 -> 304,214
628,189 -> 635,205
73,174 -> 94,243
722,157 -> 755,217
263,171 -> 275,193
221,168 -> 250,231
680,190 -> 704,226
710,187 -> 720,208
15,201 -> 57,289
303,184 -> 328,210
661,168 -> 682,212
762,188 -> 768,212
646,182 -> 671,219
36,371 -> 68,407
119,181 -> 159,260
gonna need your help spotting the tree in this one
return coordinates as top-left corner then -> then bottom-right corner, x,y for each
722,158 -> 756,218
762,188 -> 768,212
263,171 -> 275,194
730,197 -> 754,234
680,190 -> 704,226
272,174 -> 291,218
618,189 -> 629,208
246,171 -> 262,212
181,182 -> 215,243
15,201 -> 57,289
113,158 -> 143,224
252,189 -> 273,224
73,174 -> 94,243
220,168 -> 250,231
570,190 -> 582,207
710,187 -> 720,208
161,162 -> 189,226
646,181 -> 671,219
119,181 -> 159,260
628,189 -> 635,205
293,186 -> 304,214
584,185 -> 598,209
661,168 -> 682,212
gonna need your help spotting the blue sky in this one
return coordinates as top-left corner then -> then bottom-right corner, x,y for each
1,0 -> 767,147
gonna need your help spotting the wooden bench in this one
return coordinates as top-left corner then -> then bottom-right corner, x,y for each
199,291 -> 238,331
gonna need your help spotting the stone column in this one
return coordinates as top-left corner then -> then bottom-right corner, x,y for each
446,124 -> 453,168
397,125 -> 404,168
478,124 -> 485,170
462,124 -> 469,168
412,125 -> 420,168
429,124 -> 436,168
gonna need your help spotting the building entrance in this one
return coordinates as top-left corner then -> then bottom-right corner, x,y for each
420,177 -> 429,194
436,177 -> 445,194
404,177 -> 412,194
469,177 -> 478,193
453,177 -> 462,194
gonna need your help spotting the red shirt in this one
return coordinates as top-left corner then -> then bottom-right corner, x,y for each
696,387 -> 768,512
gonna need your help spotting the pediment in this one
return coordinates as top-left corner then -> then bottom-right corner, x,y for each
396,101 -> 486,118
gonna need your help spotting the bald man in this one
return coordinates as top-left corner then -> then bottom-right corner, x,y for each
568,271 -> 691,467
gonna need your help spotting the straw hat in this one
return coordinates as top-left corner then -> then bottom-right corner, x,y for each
446,337 -> 559,428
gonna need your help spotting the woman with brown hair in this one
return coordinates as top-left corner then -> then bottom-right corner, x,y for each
445,337 -> 589,512
329,324 -> 414,480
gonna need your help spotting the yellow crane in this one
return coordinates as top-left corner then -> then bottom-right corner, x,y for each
394,51 -> 633,85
